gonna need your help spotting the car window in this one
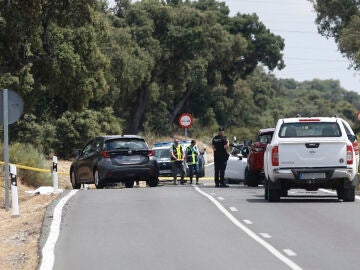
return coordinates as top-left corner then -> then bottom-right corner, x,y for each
154,149 -> 170,158
105,139 -> 148,150
82,140 -> 94,155
259,134 -> 273,143
279,122 -> 342,138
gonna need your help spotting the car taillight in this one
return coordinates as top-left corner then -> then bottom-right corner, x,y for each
148,150 -> 154,156
352,141 -> 359,155
271,146 -> 279,166
101,151 -> 110,158
347,144 -> 353,164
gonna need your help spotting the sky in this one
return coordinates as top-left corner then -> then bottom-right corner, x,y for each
223,0 -> 360,93
108,0 -> 360,93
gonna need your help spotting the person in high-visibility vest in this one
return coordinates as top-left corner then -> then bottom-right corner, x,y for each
185,140 -> 200,185
170,138 -> 185,185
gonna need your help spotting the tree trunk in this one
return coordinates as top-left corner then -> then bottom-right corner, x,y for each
128,86 -> 149,134
169,86 -> 193,125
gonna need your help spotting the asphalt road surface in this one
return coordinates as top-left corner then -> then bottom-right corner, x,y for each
45,164 -> 360,270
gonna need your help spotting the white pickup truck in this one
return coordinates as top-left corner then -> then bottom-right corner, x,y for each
264,116 -> 359,202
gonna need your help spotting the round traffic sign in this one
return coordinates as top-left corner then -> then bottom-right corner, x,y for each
178,113 -> 193,129
0,89 -> 24,124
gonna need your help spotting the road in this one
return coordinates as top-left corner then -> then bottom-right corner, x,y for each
45,164 -> 360,270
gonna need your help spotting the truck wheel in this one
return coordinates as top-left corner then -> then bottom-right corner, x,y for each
148,176 -> 159,187
94,170 -> 105,189
264,178 -> 269,200
70,170 -> 81,189
245,167 -> 259,187
268,189 -> 281,202
343,187 -> 355,202
336,187 -> 344,200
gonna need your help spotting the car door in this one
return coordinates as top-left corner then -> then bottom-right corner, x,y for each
225,154 -> 247,180
77,139 -> 98,182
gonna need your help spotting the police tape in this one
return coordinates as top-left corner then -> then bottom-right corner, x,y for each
0,161 -> 69,175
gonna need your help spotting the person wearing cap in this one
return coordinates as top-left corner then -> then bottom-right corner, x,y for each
170,138 -> 185,185
212,127 -> 230,187
185,139 -> 200,185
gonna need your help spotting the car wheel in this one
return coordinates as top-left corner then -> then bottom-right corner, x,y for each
94,170 -> 105,189
343,187 -> 355,202
148,176 -> 159,187
245,167 -> 258,187
125,179 -> 134,188
70,170 -> 81,189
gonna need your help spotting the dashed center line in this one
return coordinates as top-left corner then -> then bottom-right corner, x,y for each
283,249 -> 297,256
217,197 -> 224,200
243,219 -> 253,224
260,233 -> 272,238
229,207 -> 238,212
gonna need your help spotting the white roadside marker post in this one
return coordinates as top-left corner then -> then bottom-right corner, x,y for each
10,164 -> 19,217
52,156 -> 58,193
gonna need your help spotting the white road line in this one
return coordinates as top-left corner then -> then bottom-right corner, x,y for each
194,186 -> 303,270
217,197 -> 224,200
243,219 -> 253,224
229,207 -> 238,212
283,249 -> 297,256
260,233 -> 272,238
39,190 -> 78,270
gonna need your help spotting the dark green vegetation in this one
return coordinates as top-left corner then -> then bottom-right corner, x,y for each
1,0 -> 360,158
0,143 -> 52,187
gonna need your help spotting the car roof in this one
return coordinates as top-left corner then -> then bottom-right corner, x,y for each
258,128 -> 275,134
97,135 -> 145,140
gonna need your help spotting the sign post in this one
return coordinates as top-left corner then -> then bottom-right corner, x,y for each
1,89 -> 23,211
178,113 -> 193,140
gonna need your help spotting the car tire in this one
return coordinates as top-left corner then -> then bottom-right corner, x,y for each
70,170 -> 81,189
94,170 -> 105,189
148,176 -> 159,187
343,187 -> 355,202
245,167 -> 259,187
125,179 -> 134,188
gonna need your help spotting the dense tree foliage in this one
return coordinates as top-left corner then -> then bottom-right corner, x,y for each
1,0 -> 360,158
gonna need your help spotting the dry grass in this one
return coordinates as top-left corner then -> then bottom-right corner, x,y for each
0,160 -> 71,270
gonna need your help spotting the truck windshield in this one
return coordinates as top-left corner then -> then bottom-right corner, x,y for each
279,122 -> 342,138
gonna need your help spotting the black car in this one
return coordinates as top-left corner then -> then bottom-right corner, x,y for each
70,135 -> 159,189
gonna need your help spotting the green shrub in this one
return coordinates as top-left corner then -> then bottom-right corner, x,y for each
0,143 -> 52,187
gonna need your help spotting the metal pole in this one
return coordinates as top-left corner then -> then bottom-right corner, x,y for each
3,89 -> 10,211
185,128 -> 188,141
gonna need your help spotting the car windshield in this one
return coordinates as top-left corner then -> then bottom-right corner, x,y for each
279,122 -> 342,138
154,149 -> 170,158
105,139 -> 148,150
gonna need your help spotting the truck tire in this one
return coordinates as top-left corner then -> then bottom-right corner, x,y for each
268,179 -> 281,202
343,187 -> 355,202
264,178 -> 269,200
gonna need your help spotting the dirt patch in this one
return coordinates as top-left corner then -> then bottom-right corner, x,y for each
0,160 -> 71,270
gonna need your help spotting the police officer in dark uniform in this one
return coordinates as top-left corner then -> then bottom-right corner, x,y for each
212,127 -> 230,187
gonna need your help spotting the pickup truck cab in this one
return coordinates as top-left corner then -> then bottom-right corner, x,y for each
264,116 -> 359,202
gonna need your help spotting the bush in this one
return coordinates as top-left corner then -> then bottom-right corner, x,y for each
0,143 -> 52,187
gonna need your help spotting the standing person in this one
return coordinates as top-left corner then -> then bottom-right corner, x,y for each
212,127 -> 230,187
170,138 -> 185,185
186,140 -> 200,185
